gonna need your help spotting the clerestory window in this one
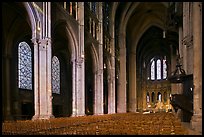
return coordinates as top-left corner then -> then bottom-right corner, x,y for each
149,57 -> 167,80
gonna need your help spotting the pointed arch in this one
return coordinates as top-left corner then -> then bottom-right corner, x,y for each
90,43 -> 99,74
23,2 -> 41,39
52,20 -> 78,62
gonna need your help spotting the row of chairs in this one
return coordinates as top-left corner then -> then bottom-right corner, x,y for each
2,112 -> 188,135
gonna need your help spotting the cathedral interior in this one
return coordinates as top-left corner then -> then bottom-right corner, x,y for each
2,2 -> 202,135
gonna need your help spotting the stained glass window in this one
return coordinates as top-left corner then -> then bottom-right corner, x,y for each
150,59 -> 155,80
149,57 -> 168,81
156,59 -> 161,80
163,59 -> 167,79
52,56 -> 60,94
18,42 -> 32,90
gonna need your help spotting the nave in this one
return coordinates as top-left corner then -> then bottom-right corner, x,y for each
3,112 -> 194,135
2,2 -> 202,134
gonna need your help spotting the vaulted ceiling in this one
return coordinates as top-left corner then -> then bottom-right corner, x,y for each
114,2 -> 178,67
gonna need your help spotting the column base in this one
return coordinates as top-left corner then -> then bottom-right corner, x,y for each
191,114 -> 202,133
77,113 -> 86,117
71,114 -> 86,117
128,109 -> 137,113
94,113 -> 104,116
108,112 -> 116,114
117,108 -> 127,113
32,114 -> 55,120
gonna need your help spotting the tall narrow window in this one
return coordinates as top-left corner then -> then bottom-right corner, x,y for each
150,59 -> 155,80
157,92 -> 162,102
52,56 -> 60,94
156,59 -> 161,80
163,59 -> 167,79
146,92 -> 150,103
149,57 -> 168,81
18,42 -> 32,90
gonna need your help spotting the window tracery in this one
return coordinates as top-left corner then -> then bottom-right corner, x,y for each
18,42 -> 32,90
52,56 -> 60,94
149,57 -> 167,80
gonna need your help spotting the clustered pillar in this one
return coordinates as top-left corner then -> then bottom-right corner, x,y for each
32,2 -> 54,120
191,2 -> 202,133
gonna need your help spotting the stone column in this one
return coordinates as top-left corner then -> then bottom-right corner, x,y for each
109,38 -> 116,114
75,59 -> 85,116
32,2 -> 54,120
117,46 -> 127,113
108,68 -> 115,114
142,88 -> 146,111
182,2 -> 187,72
109,7 -> 116,114
75,2 -> 78,20
128,53 -> 137,112
46,37 -> 53,118
3,54 -> 12,120
94,69 -> 104,115
191,2 -> 202,133
32,38 -> 39,119
32,38 -> 54,120
94,2 -> 104,115
182,2 -> 190,73
71,60 -> 77,116
72,2 -> 85,116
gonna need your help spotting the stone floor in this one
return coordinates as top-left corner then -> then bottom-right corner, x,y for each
2,112 -> 200,135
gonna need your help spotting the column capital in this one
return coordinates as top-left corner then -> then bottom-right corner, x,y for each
38,38 -> 48,45
38,38 -> 51,51
75,58 -> 84,67
31,38 -> 51,46
31,38 -> 38,45
44,37 -> 52,43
